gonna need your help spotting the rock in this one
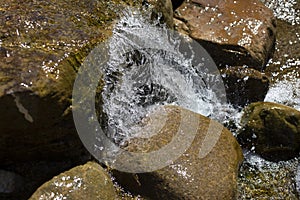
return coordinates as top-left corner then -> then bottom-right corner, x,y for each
147,0 -> 174,28
264,20 -> 300,78
29,162 -> 117,200
238,153 -> 299,199
0,170 -> 24,194
174,0 -> 276,69
238,102 -> 300,161
112,105 -> 243,199
220,66 -> 270,107
0,0 -> 173,165
171,0 -> 184,10
0,159 -> 90,200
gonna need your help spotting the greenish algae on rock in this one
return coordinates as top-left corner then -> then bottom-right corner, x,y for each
29,162 -> 117,200
238,102 -> 300,161
0,1 -> 174,199
112,105 -> 243,199
0,0 -> 173,164
0,0 -> 114,164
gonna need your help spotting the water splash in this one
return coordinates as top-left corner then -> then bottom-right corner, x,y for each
261,0 -> 300,25
100,9 -> 228,142
264,72 -> 300,110
238,151 -> 299,199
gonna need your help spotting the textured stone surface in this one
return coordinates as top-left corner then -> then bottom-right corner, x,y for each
221,66 -> 270,107
238,102 -> 300,161
0,0 -> 173,165
113,105 -> 243,199
174,0 -> 276,69
29,162 -> 117,200
238,154 -> 299,199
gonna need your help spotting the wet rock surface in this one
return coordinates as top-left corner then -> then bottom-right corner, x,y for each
0,0 -> 173,199
236,0 -> 300,199
220,66 -> 270,107
29,162 -> 117,200
1,0 -> 299,199
238,154 -> 299,199
113,105 -> 243,199
0,0 -> 173,165
0,0 -> 114,165
0,160 -> 89,200
173,0 -> 276,107
238,102 -> 300,161
174,0 -> 276,69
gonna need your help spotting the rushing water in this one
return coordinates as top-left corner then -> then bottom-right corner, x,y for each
265,72 -> 300,111
100,9 -> 234,143
92,4 -> 300,199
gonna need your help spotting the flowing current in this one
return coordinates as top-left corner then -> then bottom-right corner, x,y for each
100,9 -> 231,142
72,6 -> 300,197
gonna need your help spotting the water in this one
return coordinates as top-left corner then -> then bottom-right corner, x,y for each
261,0 -> 300,25
238,151 -> 299,199
265,72 -> 300,111
237,1 -> 300,198
100,9 -> 231,143
94,5 -> 299,199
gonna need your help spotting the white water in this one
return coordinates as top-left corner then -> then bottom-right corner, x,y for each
261,0 -> 300,25
96,7 -> 299,198
264,72 -> 300,111
100,9 -> 234,142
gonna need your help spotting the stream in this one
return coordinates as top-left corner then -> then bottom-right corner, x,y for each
94,1 -> 300,198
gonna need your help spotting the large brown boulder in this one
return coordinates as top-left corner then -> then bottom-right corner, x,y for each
112,105 -> 243,199
29,162 -> 117,200
174,0 -> 276,69
238,102 -> 300,161
0,0 -> 173,165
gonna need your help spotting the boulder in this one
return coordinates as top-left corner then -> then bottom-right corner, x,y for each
220,66 -> 270,107
112,105 -> 243,199
238,102 -> 300,161
0,0 -> 173,164
29,162 -> 117,200
174,0 -> 276,69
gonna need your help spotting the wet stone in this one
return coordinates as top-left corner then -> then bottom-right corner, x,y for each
29,162 -> 117,200
112,105 -> 243,199
174,0 -> 276,69
220,66 -> 270,107
0,1 -> 174,199
238,102 -> 300,161
0,0 -> 173,164
238,153 -> 299,199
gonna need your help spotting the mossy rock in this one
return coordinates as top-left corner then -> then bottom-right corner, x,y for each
238,102 -> 300,161
29,162 -> 117,200
0,0 -> 173,164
